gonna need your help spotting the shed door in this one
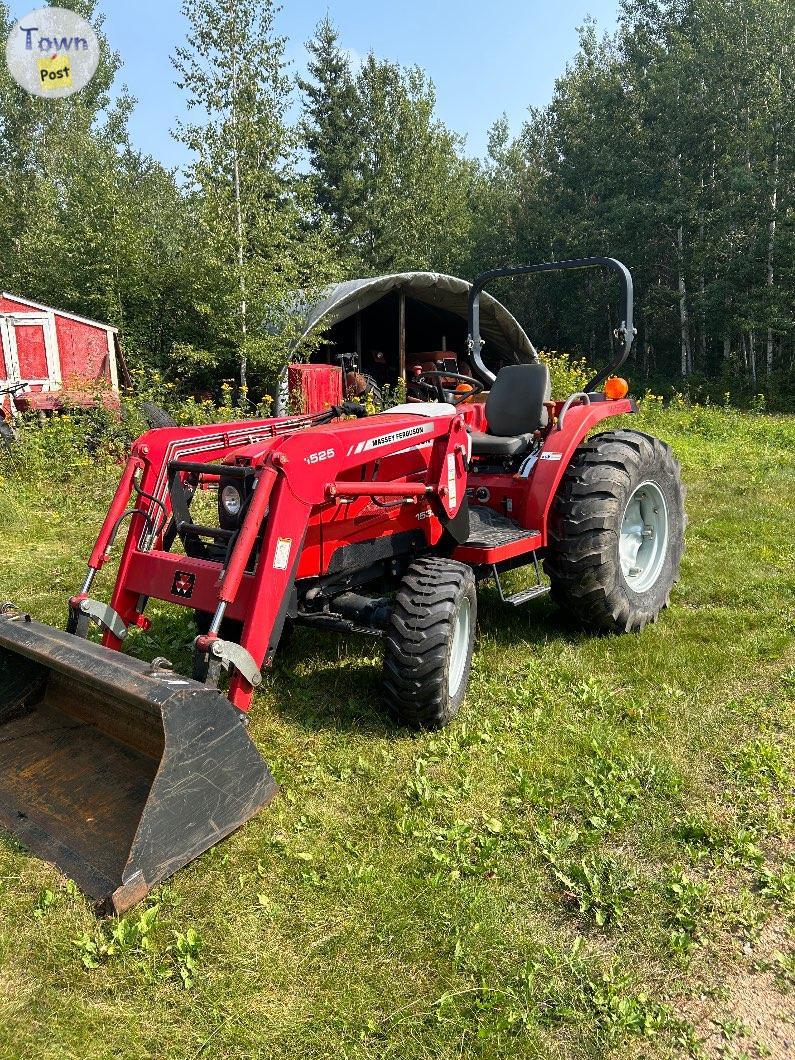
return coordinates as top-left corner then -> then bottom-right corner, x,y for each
0,316 -> 15,381
0,313 -> 59,390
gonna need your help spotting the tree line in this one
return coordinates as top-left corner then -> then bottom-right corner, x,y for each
1,0 -> 792,403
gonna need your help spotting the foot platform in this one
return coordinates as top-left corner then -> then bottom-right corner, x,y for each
454,506 -> 541,565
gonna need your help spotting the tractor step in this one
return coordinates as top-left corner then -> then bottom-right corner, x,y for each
454,506 -> 541,565
492,554 -> 550,609
502,584 -> 551,607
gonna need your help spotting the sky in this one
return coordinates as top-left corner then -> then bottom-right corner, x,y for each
8,0 -> 622,171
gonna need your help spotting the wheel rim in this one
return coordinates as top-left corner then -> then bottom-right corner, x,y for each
619,480 -> 669,593
448,596 -> 471,697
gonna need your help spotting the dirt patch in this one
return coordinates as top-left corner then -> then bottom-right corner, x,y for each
684,919 -> 794,1058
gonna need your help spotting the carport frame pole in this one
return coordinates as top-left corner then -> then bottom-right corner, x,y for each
398,289 -> 406,383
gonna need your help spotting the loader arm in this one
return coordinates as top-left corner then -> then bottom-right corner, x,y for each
0,407 -> 468,910
94,408 -> 469,712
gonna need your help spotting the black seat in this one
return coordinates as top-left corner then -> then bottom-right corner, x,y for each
470,363 -> 551,458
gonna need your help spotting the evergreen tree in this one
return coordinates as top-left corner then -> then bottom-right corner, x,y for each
299,26 -> 474,277
470,0 -> 795,399
298,16 -> 360,256
350,55 -> 473,274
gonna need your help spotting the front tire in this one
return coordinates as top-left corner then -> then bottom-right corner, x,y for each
382,557 -> 477,729
544,429 -> 685,632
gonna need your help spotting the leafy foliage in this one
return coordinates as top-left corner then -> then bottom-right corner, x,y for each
300,18 -> 474,275
470,0 -> 795,402
172,0 -> 337,389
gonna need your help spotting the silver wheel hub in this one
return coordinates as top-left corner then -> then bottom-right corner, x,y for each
448,596 -> 471,697
619,480 -> 669,593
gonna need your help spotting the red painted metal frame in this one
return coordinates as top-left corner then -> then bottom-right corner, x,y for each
88,410 -> 469,712
453,397 -> 634,563
520,398 -> 634,540
454,532 -> 541,566
123,551 -> 257,621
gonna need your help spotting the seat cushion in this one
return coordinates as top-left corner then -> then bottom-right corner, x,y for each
485,363 -> 551,436
469,431 -> 535,458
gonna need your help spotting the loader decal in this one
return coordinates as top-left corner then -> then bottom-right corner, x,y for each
348,422 -> 433,456
171,571 -> 195,599
447,453 -> 457,508
273,537 -> 292,570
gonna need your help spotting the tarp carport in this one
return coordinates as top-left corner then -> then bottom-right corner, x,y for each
294,272 -> 536,382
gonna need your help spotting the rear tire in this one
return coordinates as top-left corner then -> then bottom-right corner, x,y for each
544,429 -> 685,632
140,401 -> 177,429
361,374 -> 383,409
346,373 -> 383,409
382,557 -> 476,729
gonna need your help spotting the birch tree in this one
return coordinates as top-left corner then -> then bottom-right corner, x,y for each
173,0 -> 334,388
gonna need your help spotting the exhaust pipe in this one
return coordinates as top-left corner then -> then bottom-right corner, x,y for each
0,610 -> 278,913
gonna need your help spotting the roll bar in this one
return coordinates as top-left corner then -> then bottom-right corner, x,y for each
467,256 -> 635,391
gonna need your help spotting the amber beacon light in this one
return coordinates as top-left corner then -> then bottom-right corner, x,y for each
604,376 -> 630,400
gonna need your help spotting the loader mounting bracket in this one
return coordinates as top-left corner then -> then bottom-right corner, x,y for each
67,597 -> 128,641
193,635 -> 262,690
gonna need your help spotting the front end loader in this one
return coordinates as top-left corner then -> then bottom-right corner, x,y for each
0,258 -> 685,912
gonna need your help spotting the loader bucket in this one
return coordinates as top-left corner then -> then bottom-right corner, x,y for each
0,612 -> 278,913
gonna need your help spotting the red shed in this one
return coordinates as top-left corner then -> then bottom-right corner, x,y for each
0,293 -> 122,415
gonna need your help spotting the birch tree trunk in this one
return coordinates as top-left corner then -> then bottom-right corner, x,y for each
677,225 -> 691,377
765,126 -> 779,378
230,45 -> 248,390
675,147 -> 691,378
698,174 -> 706,371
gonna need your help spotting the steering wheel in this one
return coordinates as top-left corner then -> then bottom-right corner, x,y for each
410,370 -> 484,406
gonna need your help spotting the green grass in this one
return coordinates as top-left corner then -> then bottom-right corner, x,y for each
0,399 -> 793,1059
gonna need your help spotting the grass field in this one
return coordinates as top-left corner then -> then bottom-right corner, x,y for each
0,399 -> 792,1060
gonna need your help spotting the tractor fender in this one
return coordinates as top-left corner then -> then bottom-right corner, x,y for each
522,398 -> 636,541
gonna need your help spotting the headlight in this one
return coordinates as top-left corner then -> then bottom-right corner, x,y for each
220,484 -> 242,517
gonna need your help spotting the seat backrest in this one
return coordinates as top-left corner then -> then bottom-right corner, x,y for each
485,363 -> 552,437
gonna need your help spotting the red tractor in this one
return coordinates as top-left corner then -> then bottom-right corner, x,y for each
0,258 -> 685,913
